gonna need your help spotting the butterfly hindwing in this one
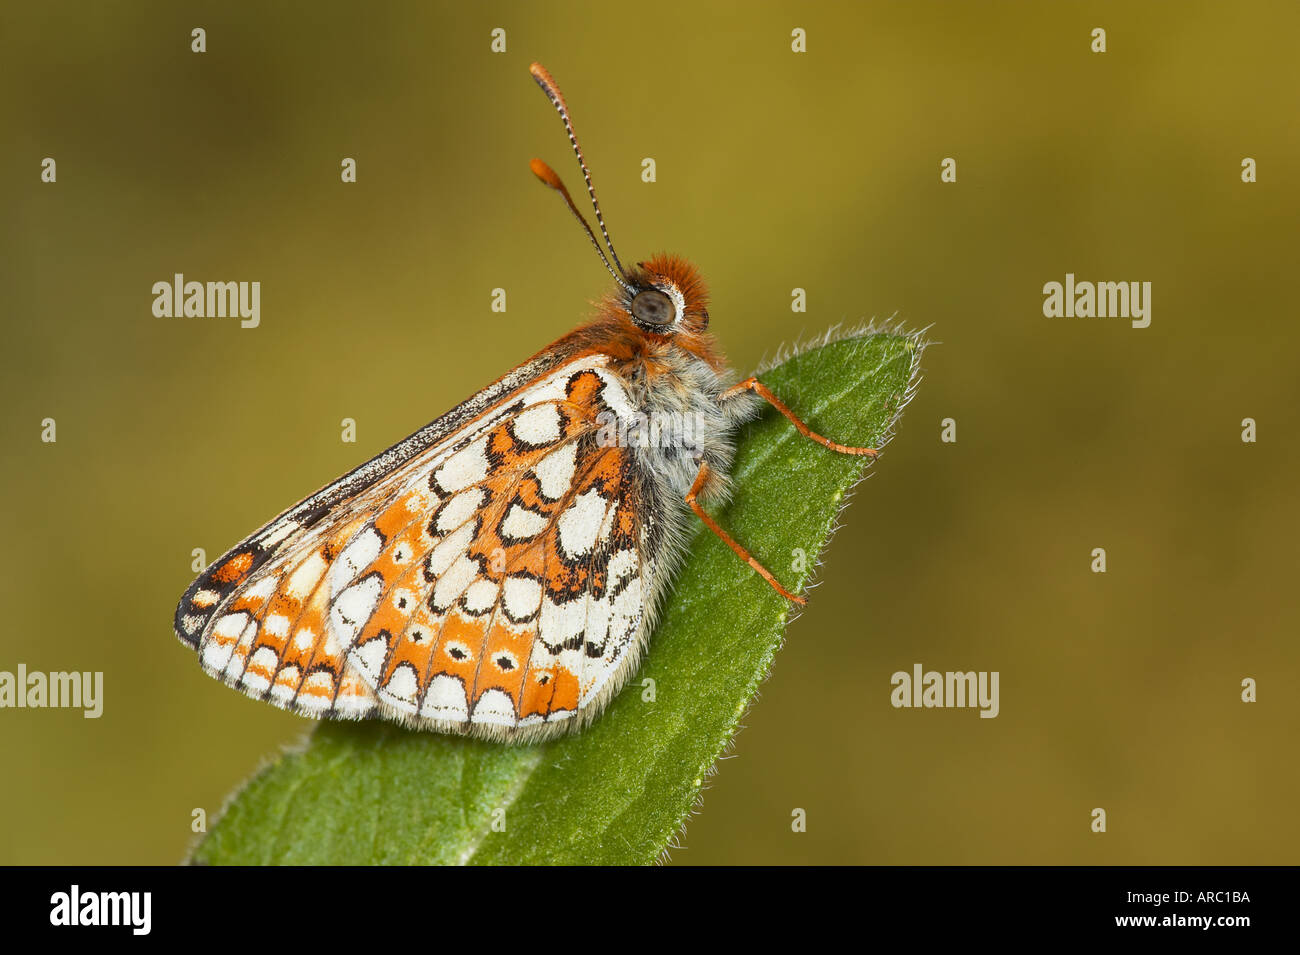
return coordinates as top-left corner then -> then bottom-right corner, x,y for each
175,352 -> 655,740
342,415 -> 644,732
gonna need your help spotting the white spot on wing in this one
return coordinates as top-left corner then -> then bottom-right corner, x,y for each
285,551 -> 327,599
557,488 -> 608,559
426,522 -> 475,579
432,554 -> 479,611
500,503 -> 548,541
502,575 -> 542,621
533,442 -> 577,501
350,634 -> 389,682
436,488 -> 485,536
471,688 -> 518,726
244,576 -> 277,601
592,370 -> 637,419
258,521 -> 298,549
213,612 -> 249,641
513,403 -> 562,444
539,596 -> 586,649
292,627 -> 317,652
462,578 -> 498,615
607,548 -> 638,582
434,434 -> 491,493
201,635 -> 236,672
329,574 -> 383,647
421,674 -> 469,721
380,663 -> 420,710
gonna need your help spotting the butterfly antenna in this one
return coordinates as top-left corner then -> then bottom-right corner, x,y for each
529,158 -> 634,294
529,62 -> 632,287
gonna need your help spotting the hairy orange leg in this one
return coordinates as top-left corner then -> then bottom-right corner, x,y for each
686,462 -> 806,605
688,379 -> 879,604
720,377 -> 879,457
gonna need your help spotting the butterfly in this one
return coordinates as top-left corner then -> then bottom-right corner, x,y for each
173,62 -> 878,742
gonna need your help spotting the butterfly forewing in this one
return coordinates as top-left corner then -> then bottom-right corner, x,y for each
175,353 -> 654,740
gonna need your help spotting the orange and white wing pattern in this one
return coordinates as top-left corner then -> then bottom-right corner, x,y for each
175,352 -> 661,741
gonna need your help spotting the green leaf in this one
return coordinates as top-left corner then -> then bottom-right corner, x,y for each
190,325 -> 925,865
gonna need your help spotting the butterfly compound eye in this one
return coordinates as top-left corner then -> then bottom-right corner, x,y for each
631,289 -> 675,326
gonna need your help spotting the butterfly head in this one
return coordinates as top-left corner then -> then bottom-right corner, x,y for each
622,254 -> 709,335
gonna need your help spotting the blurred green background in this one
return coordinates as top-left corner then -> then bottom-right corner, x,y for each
2,1 -> 1297,865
